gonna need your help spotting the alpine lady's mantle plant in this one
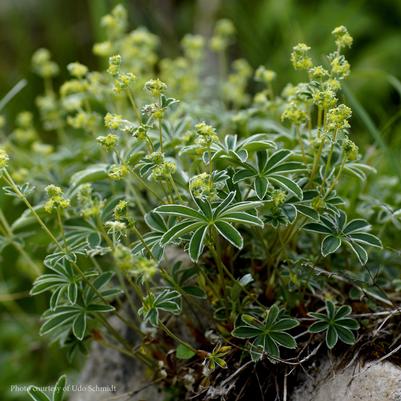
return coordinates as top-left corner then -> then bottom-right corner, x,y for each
0,5 -> 400,400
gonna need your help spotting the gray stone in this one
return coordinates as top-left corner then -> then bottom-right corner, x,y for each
292,359 -> 401,401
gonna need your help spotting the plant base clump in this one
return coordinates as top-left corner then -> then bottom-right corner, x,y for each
0,4 -> 400,401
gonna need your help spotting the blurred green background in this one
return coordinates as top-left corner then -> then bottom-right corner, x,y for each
0,0 -> 400,399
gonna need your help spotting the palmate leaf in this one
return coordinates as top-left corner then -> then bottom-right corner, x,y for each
209,134 -> 276,163
154,191 -> 263,261
232,305 -> 299,360
303,210 -> 382,264
232,149 -> 304,200
307,301 -> 359,349
139,289 -> 182,326
27,375 -> 66,401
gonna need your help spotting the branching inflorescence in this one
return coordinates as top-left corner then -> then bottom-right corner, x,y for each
0,5 -> 400,400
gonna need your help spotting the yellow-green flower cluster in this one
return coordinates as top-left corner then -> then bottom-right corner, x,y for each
152,161 -> 176,180
104,113 -> 123,130
44,185 -> 70,213
144,78 -> 167,97
271,189 -> 287,208
210,19 -> 235,52
189,173 -> 216,200
312,89 -> 337,109
77,184 -> 104,219
290,43 -> 313,70
113,73 -> 136,94
108,164 -> 128,180
114,200 -> 128,221
342,139 -> 359,161
182,34 -> 205,61
332,26 -> 353,50
107,55 -> 122,76
12,168 -> 29,183
195,122 -> 219,147
132,124 -> 149,140
60,79 -> 87,98
145,152 -> 176,180
12,111 -> 38,145
131,256 -> 158,282
223,59 -> 252,106
93,41 -> 113,57
67,111 -> 98,131
114,244 -> 134,271
32,142 -> 54,155
308,66 -> 329,81
329,54 -> 350,79
0,148 -> 9,169
96,134 -> 118,151
101,4 -> 127,40
32,48 -> 59,78
281,102 -> 308,126
67,62 -> 88,78
105,221 -> 127,237
255,66 -> 276,84
326,104 -> 352,131
160,57 -> 197,98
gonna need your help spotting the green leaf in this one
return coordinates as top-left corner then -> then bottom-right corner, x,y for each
27,387 -> 50,401
264,335 -> 280,358
72,313 -> 87,340
213,191 -> 236,216
267,161 -> 305,174
188,225 -> 208,262
296,205 -> 319,220
70,164 -> 108,186
182,286 -> 206,298
40,311 -> 77,336
334,305 -> 352,319
271,318 -> 299,331
254,176 -> 268,199
266,304 -> 280,326
270,332 -> 297,349
326,325 -> 338,349
303,222 -> 332,235
321,235 -> 341,256
269,175 -> 303,199
156,289 -> 182,314
325,301 -> 336,320
92,272 -> 114,290
87,303 -> 115,313
222,212 -> 264,227
160,221 -> 204,246
336,318 -> 360,330
346,241 -> 368,265
215,221 -> 243,249
349,233 -> 382,248
308,321 -> 328,333
156,205 -> 204,220
335,326 -> 356,345
343,219 -> 370,234
232,169 -> 256,183
232,325 -> 262,338
53,375 -> 66,401
67,283 -> 78,304
176,344 -> 196,360
264,149 -> 291,172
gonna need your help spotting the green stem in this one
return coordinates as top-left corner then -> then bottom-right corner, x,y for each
127,89 -> 141,122
159,321 -> 197,353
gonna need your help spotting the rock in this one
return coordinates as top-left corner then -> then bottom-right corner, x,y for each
69,317 -> 162,401
69,247 -> 191,401
292,359 -> 401,401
